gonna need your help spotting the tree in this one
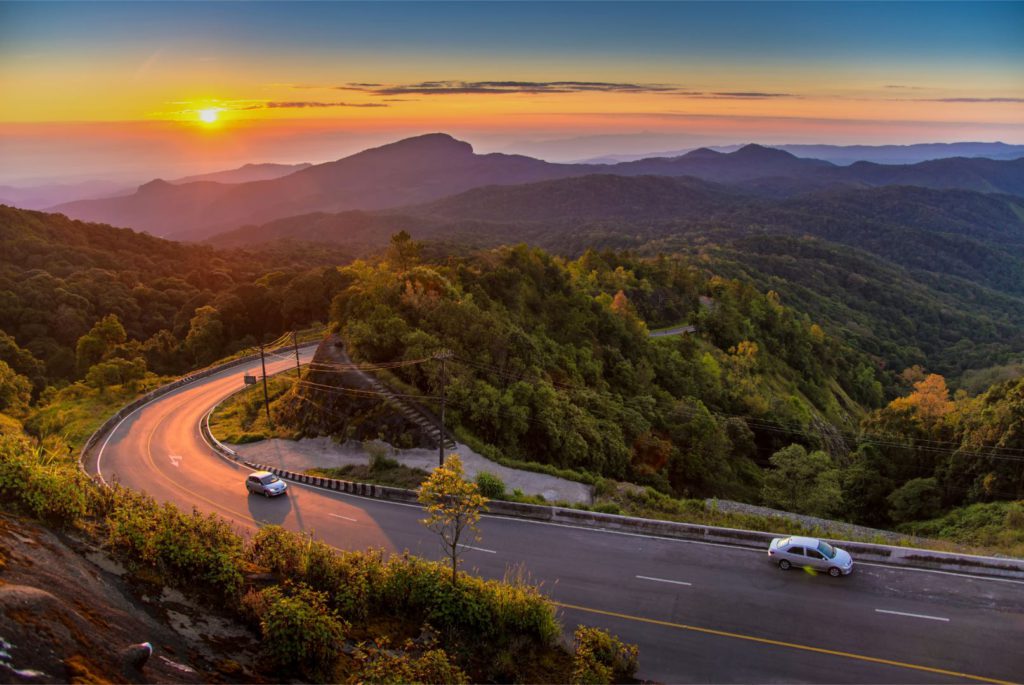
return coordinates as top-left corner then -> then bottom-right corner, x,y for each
388,230 -> 421,273
184,306 -> 224,366
889,374 -> 954,423
418,454 -> 488,585
761,444 -> 843,518
0,361 -> 32,416
75,313 -> 127,374
887,477 -> 942,523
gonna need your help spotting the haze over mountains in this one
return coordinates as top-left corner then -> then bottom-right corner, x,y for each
582,141 -> 1024,165
48,133 -> 1024,241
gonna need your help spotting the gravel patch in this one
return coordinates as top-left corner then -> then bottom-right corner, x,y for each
232,437 -> 593,505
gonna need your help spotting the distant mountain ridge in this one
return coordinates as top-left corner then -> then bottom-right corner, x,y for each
582,141 -> 1024,165
53,133 -> 1024,240
168,161 -> 312,185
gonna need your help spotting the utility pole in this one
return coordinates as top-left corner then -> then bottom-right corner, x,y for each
258,342 -> 272,428
292,331 -> 301,376
435,349 -> 453,467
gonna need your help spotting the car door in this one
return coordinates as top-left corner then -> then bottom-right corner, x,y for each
804,547 -> 828,571
247,475 -> 260,493
785,546 -> 806,565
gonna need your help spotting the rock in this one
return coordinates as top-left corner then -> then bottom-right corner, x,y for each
120,642 -> 152,670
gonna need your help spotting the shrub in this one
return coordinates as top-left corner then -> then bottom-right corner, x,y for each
105,490 -> 244,596
570,625 -> 638,685
365,439 -> 400,472
475,471 -> 506,499
259,584 -> 347,682
888,477 -> 942,524
349,638 -> 468,684
0,435 -> 90,526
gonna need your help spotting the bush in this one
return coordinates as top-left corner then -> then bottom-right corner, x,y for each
0,435 -> 90,527
350,638 -> 468,684
475,471 -> 506,499
259,584 -> 347,682
888,477 -> 942,524
105,490 -> 244,596
571,625 -> 638,685
365,440 -> 400,472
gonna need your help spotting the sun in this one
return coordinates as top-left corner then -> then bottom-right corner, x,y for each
198,108 -> 219,124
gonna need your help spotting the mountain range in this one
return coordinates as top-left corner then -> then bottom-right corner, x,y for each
582,142 -> 1024,165
50,133 -> 1024,241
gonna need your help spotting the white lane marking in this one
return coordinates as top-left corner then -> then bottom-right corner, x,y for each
875,608 -> 950,622
263,479 -> 1024,588
636,574 -> 692,587
457,544 -> 497,554
329,513 -> 357,522
293,481 -> 1024,587
169,454 -> 182,468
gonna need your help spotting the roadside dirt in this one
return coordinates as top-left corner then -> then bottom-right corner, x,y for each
0,515 -> 263,684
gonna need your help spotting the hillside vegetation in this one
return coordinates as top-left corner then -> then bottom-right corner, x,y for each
284,240 -> 1024,535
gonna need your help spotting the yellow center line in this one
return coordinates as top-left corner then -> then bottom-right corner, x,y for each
552,601 -> 1018,685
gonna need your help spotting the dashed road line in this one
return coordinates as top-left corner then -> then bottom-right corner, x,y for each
329,513 -> 357,522
457,544 -> 497,554
636,574 -> 692,586
875,609 -> 950,622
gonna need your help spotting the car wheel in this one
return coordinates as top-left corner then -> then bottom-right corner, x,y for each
264,490 -> 270,498
828,567 -> 841,577
778,559 -> 791,570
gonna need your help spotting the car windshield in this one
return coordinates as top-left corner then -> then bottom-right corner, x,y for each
817,540 -> 836,559
259,475 -> 279,485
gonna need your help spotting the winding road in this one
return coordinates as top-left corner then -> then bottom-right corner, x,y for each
87,351 -> 1024,684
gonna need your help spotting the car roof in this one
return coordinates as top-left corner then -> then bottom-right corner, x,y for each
249,471 -> 273,478
785,536 -> 822,548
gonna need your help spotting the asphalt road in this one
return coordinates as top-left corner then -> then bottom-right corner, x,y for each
89,352 -> 1024,684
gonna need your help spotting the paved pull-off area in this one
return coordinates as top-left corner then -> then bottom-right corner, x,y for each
89,351 -> 1024,684
232,437 -> 593,505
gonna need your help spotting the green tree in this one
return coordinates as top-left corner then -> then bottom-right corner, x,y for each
418,454 -> 488,585
84,357 -> 147,393
887,477 -> 943,524
761,444 -> 843,518
0,361 -> 32,416
75,313 -> 127,374
183,305 -> 224,366
388,230 -> 421,273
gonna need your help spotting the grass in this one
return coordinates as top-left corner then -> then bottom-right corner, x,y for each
308,463 -> 429,490
900,501 -> 1024,558
25,375 -> 173,451
208,374 -> 300,443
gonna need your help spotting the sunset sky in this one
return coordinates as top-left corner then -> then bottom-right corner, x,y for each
1,1 -> 1022,183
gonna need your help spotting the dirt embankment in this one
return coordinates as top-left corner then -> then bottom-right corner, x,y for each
0,515 -> 262,684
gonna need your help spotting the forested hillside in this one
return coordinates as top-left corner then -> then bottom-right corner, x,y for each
0,205 -> 351,387
286,239 -> 1023,536
305,243 -> 875,502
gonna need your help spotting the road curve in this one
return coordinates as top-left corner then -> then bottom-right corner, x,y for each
91,353 -> 1024,684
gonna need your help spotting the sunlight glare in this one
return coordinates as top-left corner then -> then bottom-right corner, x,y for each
198,108 -> 219,124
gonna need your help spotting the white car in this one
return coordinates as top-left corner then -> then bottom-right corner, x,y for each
245,471 -> 288,497
768,536 -> 854,577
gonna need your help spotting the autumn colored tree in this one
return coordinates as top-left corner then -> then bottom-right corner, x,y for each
418,454 -> 488,585
888,373 -> 954,423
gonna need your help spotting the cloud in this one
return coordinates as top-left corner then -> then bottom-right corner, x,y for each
884,84 -> 927,90
338,80 -> 678,95
924,97 -> 1024,103
705,92 -> 793,99
236,101 -> 388,110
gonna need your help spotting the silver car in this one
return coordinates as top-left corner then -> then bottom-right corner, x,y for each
245,471 -> 288,497
768,536 -> 854,577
